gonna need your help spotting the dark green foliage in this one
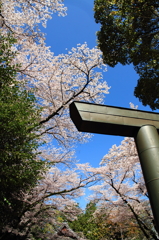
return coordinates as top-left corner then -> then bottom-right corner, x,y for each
94,0 -> 159,109
69,202 -> 148,240
134,61 -> 159,110
69,202 -> 99,240
0,33 -> 44,230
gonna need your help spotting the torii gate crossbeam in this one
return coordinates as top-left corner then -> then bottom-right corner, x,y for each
70,101 -> 159,233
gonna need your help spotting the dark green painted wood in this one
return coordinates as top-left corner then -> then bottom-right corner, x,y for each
70,101 -> 159,137
135,125 -> 159,233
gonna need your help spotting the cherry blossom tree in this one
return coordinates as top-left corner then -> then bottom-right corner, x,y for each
1,0 -> 109,148
0,1 -> 110,239
1,149 -> 99,240
88,138 -> 158,239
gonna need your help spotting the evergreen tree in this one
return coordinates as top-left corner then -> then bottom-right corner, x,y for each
69,202 -> 99,240
69,201 -> 147,240
94,0 -> 159,109
0,33 -> 44,233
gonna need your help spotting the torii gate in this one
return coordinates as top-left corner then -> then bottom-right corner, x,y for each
70,101 -> 159,233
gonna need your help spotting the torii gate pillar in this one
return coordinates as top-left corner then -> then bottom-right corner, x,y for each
135,125 -> 159,232
70,101 -> 159,233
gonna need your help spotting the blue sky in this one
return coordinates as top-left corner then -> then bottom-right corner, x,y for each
43,0 -> 154,208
